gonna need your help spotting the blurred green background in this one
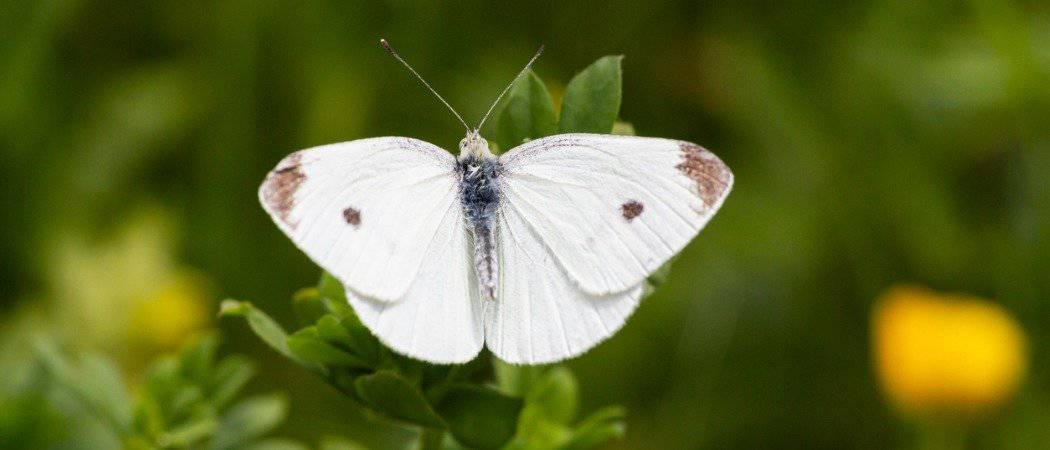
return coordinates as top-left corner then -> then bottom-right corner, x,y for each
2,0 -> 1049,448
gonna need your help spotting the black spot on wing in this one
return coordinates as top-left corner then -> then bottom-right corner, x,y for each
342,206 -> 361,228
621,200 -> 644,221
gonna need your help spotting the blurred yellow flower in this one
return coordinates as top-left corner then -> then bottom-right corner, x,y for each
127,271 -> 210,352
872,285 -> 1027,417
47,206 -> 211,364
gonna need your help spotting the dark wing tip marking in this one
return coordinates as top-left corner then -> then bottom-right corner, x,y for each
621,200 -> 644,221
261,152 -> 306,228
676,142 -> 732,208
342,206 -> 361,228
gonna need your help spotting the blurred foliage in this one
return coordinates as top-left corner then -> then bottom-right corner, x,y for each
2,0 -> 1049,448
25,334 -> 344,450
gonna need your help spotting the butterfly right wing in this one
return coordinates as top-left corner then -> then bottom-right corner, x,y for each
484,201 -> 643,364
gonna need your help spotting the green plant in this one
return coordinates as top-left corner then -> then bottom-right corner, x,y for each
33,334 -> 331,450
223,55 -> 662,450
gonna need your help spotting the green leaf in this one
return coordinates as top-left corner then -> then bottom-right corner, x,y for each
33,339 -> 132,435
209,394 -> 288,450
494,360 -> 545,397
353,371 -> 445,428
433,385 -> 523,449
611,120 -> 636,136
318,272 -> 358,321
641,259 -> 675,298
561,406 -> 626,450
209,355 -> 256,409
178,333 -> 218,382
495,70 -> 557,151
292,287 -> 327,327
315,315 -> 353,346
156,416 -> 219,448
287,328 -> 372,368
219,300 -> 296,362
558,56 -> 623,134
526,367 -> 578,425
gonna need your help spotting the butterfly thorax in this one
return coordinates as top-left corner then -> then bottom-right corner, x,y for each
458,152 -> 501,300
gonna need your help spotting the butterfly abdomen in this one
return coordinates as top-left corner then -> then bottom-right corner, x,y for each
459,156 -> 501,299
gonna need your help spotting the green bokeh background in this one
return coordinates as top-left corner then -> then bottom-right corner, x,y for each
2,0 -> 1049,448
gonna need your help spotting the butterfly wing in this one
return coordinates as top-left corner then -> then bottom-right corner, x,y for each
260,137 -> 459,301
347,198 -> 484,363
485,202 -> 643,364
260,137 -> 484,362
485,133 -> 732,364
498,133 -> 733,296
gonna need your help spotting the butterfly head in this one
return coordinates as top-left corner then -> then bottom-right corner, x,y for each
458,131 -> 493,159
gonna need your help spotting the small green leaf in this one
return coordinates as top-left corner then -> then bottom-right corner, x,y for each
318,272 -> 358,321
433,385 -> 523,449
494,360 -> 545,397
526,367 -> 578,425
209,394 -> 288,450
219,300 -> 296,362
342,321 -> 384,368
495,70 -> 557,151
558,55 -> 623,134
315,315 -> 353,346
34,339 -> 132,435
292,287 -> 327,326
642,259 -> 675,298
156,416 -> 219,448
354,371 -> 445,428
561,406 -> 626,450
287,328 -> 372,368
178,333 -> 218,382
209,355 -> 256,409
611,120 -> 636,136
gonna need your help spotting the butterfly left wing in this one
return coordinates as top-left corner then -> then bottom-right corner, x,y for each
498,133 -> 733,296
259,137 -> 461,301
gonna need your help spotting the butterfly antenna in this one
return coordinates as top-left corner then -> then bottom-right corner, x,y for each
475,44 -> 545,132
380,39 -> 471,132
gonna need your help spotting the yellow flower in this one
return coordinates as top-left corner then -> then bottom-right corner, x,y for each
127,270 -> 210,353
872,285 -> 1027,417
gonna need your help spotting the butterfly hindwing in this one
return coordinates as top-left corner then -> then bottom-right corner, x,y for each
348,197 -> 485,364
485,200 -> 642,364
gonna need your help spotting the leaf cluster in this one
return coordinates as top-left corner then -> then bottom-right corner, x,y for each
34,334 -> 312,450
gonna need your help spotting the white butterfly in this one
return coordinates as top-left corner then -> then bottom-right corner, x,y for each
259,41 -> 732,365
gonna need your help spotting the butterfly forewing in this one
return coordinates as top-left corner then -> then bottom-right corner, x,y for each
498,133 -> 733,297
259,137 -> 463,302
